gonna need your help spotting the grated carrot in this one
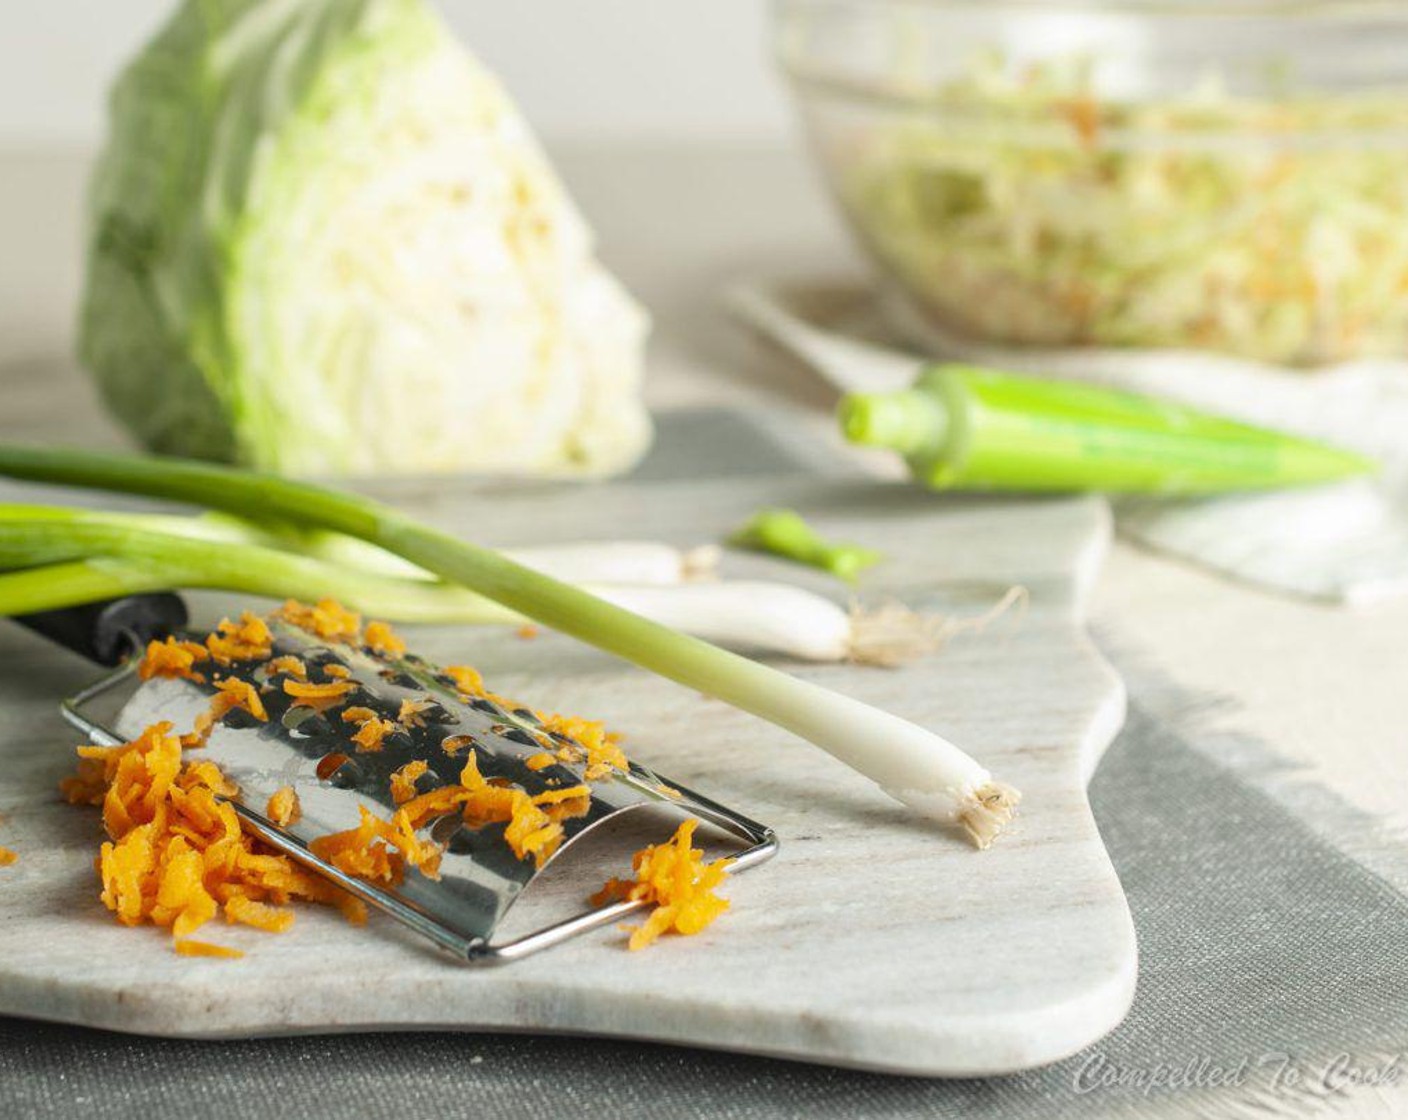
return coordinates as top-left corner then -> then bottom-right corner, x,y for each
212,677 -> 267,722
224,895 -> 295,933
205,612 -> 273,665
283,678 -> 356,713
181,677 -> 267,749
138,637 -> 209,683
397,698 -> 434,729
384,751 -> 592,868
353,720 -> 395,752
265,786 -> 301,827
389,760 -> 429,805
539,715 -> 628,780
443,665 -> 485,697
363,620 -> 406,657
590,819 -> 734,951
64,602 -> 651,962
309,804 -> 442,883
265,655 -> 307,681
457,751 -> 589,866
174,939 -> 244,960
66,721 -> 361,955
278,598 -> 361,643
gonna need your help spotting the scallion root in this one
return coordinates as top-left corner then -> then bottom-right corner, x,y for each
957,782 -> 1023,850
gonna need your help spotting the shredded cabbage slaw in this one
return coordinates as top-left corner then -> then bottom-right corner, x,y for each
835,55 -> 1408,367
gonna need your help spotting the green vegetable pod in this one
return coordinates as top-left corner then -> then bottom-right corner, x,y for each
839,365 -> 1375,495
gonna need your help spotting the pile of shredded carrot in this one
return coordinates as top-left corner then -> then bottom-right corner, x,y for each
591,819 -> 735,950
61,722 -> 365,959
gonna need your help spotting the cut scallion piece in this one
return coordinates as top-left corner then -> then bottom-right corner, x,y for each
729,508 -> 883,584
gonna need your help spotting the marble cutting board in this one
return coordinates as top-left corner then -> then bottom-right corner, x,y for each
0,469 -> 1133,1077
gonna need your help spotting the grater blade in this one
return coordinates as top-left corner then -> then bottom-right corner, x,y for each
63,619 -> 776,962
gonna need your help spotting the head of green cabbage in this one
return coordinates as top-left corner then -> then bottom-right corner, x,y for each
80,0 -> 651,478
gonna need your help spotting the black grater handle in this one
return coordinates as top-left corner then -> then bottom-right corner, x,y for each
14,594 -> 189,667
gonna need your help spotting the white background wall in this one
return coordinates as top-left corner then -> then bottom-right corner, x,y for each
0,1 -> 791,146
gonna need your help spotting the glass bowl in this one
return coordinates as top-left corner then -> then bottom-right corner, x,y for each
775,0 -> 1408,368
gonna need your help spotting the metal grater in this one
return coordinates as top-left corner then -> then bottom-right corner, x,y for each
62,618 -> 777,962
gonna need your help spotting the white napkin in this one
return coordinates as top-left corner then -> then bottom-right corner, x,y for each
731,282 -> 1408,605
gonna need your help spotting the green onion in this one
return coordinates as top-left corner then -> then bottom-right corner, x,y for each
0,507 -> 517,624
0,506 -> 951,663
0,445 -> 1018,845
729,508 -> 883,584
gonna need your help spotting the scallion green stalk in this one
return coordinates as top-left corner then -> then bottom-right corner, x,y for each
0,445 -> 1018,845
0,508 -> 518,624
